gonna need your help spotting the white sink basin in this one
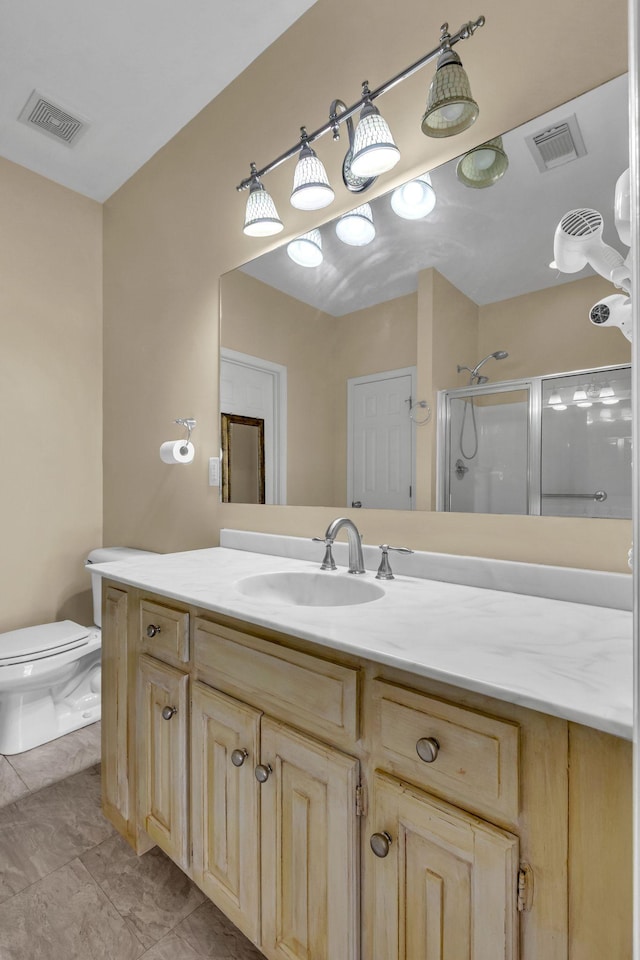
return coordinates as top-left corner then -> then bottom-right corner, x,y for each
235,571 -> 385,607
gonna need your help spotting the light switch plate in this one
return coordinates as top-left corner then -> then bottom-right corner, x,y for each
208,457 -> 220,486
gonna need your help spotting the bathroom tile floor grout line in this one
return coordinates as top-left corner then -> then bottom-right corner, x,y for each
0,723 -> 264,959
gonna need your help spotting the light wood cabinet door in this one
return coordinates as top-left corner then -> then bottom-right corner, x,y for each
259,717 -> 360,960
191,682 -> 262,945
137,653 -> 189,869
367,772 -> 519,960
102,586 -> 130,830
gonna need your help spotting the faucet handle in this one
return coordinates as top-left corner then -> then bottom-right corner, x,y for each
375,544 -> 414,580
312,536 -> 337,570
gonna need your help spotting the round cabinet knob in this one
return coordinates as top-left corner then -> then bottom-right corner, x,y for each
254,763 -> 272,783
231,748 -> 249,767
161,705 -> 177,720
370,831 -> 393,858
146,624 -> 161,638
416,737 -> 440,763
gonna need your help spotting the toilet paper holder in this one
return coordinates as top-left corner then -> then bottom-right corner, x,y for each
175,418 -> 196,453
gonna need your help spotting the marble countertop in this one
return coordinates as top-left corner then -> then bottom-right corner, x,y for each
92,546 -> 633,740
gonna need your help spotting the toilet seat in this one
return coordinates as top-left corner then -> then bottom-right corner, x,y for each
0,620 -> 91,666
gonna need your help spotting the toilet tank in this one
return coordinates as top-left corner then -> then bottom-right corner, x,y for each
86,547 -> 158,627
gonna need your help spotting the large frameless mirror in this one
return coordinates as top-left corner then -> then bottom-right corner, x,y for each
219,73 -> 630,514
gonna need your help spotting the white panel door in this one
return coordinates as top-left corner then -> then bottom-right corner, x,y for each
348,369 -> 414,510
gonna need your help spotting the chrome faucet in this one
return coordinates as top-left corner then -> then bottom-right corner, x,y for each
323,517 -> 366,574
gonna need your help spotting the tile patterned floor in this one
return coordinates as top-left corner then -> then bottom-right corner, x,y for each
0,726 -> 265,959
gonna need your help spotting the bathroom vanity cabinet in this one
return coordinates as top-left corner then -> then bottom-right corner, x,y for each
101,580 -> 632,960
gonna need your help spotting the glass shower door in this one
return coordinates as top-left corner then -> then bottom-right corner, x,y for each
541,367 -> 632,519
446,387 -> 530,515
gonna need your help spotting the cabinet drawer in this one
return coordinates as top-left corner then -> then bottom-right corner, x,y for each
372,679 -> 519,823
139,600 -> 189,665
194,619 -> 359,746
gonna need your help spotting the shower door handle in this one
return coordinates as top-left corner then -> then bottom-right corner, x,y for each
351,500 -> 362,508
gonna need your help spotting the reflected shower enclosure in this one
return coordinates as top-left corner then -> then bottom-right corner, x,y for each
437,364 -> 631,518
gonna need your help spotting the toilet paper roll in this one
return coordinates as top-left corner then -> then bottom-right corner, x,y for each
159,440 -> 195,464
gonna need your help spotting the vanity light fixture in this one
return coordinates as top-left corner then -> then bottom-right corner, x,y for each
290,130 -> 335,210
456,136 -> 508,188
421,26 -> 479,138
335,203 -> 376,245
350,83 -> 401,179
236,16 -> 485,235
243,164 -> 283,237
286,229 -> 323,267
390,173 -> 436,219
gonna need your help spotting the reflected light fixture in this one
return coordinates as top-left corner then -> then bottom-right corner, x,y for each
243,164 -> 283,237
286,229 -> 323,267
547,390 -> 566,410
599,383 -> 619,405
421,24 -> 479,138
335,203 -> 375,245
391,173 -> 436,219
573,388 -> 592,408
290,129 -> 335,210
350,83 -> 400,179
236,16 -> 485,235
456,136 -> 508,188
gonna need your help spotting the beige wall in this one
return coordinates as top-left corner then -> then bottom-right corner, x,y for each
102,0 -> 631,571
221,271 -> 416,506
0,158 -> 102,631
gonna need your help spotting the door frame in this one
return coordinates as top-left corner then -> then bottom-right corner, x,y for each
347,366 -> 416,510
220,347 -> 287,505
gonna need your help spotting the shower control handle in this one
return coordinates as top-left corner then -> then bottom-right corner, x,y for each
146,624 -> 162,638
416,737 -> 440,763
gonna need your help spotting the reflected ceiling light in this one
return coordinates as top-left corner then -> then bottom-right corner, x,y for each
350,83 -> 401,179
335,203 -> 375,245
421,25 -> 479,138
456,136 -> 509,188
548,391 -> 563,406
391,173 -> 436,219
286,229 -> 323,267
236,17 -> 485,234
242,165 -> 283,237
290,130 -> 335,210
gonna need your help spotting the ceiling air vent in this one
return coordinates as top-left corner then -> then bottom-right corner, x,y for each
525,114 -> 587,173
18,90 -> 88,147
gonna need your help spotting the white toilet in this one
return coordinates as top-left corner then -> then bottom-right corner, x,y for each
0,546 -> 155,755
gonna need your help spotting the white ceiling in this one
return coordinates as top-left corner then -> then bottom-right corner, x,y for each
240,74 -> 629,311
0,0 -> 316,201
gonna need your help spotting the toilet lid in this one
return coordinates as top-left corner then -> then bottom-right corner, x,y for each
0,620 -> 91,666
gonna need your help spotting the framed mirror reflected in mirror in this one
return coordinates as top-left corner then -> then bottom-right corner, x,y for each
219,73 -> 631,515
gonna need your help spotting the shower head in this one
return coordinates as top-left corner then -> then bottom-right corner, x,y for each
470,350 -> 509,377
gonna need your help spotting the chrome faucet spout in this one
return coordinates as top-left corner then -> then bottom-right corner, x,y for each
324,517 -> 366,574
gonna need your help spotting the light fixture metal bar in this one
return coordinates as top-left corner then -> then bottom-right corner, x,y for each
236,15 -> 485,191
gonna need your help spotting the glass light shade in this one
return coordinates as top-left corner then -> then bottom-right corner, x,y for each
286,229 -> 323,268
390,174 -> 436,219
456,137 -> 509,188
599,383 -> 618,404
350,103 -> 401,178
243,181 -> 283,237
548,391 -> 563,406
335,203 -> 375,246
290,145 -> 335,210
421,55 -> 479,138
573,388 -> 588,402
